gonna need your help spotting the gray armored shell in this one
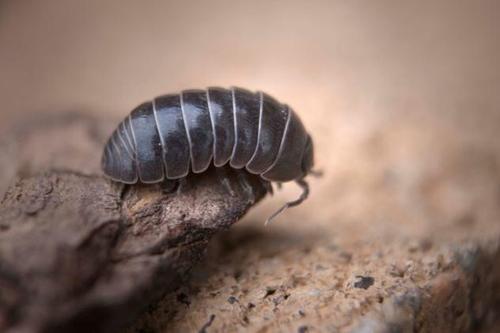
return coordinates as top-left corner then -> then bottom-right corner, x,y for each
102,87 -> 314,184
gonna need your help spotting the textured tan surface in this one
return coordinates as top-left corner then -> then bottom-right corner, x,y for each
0,114 -> 268,332
1,1 -> 500,332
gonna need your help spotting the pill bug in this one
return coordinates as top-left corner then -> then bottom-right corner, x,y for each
102,87 -> 315,222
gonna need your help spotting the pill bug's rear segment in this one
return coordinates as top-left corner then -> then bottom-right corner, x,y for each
102,87 -> 315,222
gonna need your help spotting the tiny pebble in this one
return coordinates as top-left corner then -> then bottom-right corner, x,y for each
227,296 -> 238,304
354,276 -> 375,290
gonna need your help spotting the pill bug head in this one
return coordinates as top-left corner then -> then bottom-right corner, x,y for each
264,133 -> 314,225
301,134 -> 314,177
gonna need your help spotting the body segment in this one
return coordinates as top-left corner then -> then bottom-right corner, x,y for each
129,102 -> 164,183
154,94 -> 190,179
246,93 -> 289,174
102,87 -> 313,185
261,109 -> 308,182
181,90 -> 214,173
230,87 -> 261,169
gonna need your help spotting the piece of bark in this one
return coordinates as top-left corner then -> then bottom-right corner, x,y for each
0,113 -> 267,332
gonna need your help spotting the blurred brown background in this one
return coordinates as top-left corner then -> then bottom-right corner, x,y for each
1,0 -> 499,230
1,1 -> 500,332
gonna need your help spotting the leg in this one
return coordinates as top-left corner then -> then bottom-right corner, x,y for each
260,178 -> 273,196
236,170 -> 254,203
310,169 -> 323,178
176,178 -> 187,195
161,178 -> 179,194
265,179 -> 310,225
216,167 -> 236,196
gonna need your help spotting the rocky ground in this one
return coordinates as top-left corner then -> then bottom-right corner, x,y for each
129,113 -> 500,332
1,1 -> 499,332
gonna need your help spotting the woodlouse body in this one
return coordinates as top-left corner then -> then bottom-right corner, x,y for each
102,87 -> 314,220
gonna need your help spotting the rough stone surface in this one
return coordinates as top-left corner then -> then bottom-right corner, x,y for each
0,114 -> 267,332
1,113 -> 499,332
129,116 -> 500,332
1,2 -> 500,332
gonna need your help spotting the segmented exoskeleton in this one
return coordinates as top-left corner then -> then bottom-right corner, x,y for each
102,87 -> 315,222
